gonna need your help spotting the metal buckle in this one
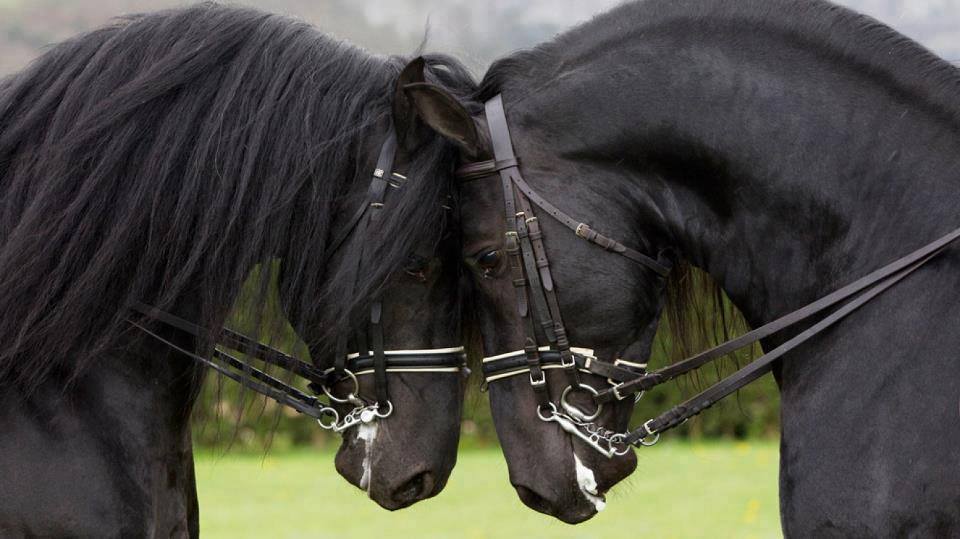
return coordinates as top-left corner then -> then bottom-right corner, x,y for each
612,382 -> 629,401
610,359 -> 647,403
575,223 -> 589,238
373,168 -> 385,178
639,419 -> 661,447
560,350 -> 576,369
529,370 -> 546,387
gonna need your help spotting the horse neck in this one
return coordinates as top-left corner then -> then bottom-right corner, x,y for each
518,20 -> 960,324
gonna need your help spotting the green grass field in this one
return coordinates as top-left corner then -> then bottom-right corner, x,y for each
196,440 -> 782,539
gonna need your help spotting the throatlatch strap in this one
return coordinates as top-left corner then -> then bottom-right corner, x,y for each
468,97 -> 670,278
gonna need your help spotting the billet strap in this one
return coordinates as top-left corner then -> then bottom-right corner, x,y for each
598,225 -> 960,404
514,190 -> 556,344
515,187 -> 580,388
624,247 -> 945,444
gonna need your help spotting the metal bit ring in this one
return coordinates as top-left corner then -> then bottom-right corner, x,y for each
560,384 -> 603,422
321,368 -> 361,404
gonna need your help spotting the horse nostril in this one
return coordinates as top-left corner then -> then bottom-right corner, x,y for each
391,471 -> 435,506
514,485 -> 555,517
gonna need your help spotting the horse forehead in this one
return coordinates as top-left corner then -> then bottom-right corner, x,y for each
459,181 -> 505,234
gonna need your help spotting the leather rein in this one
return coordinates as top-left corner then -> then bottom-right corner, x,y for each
457,94 -> 960,457
129,132 -> 466,434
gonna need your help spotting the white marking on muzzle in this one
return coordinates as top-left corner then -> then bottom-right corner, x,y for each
573,453 -> 606,512
357,422 -> 379,495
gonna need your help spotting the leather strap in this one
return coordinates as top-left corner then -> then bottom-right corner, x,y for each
127,319 -> 332,419
129,302 -> 323,381
624,248 -> 946,444
367,135 -> 396,406
598,225 -> 960,404
486,96 -> 550,406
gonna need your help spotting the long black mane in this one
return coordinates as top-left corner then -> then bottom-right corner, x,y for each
475,0 -> 960,362
0,3 -> 474,390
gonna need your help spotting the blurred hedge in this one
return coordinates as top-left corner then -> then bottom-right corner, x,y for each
192,267 -> 780,450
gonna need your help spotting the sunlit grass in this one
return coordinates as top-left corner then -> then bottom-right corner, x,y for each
196,440 -> 782,539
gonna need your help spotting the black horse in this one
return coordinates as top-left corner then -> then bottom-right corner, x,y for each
405,0 -> 960,533
0,5 -> 474,535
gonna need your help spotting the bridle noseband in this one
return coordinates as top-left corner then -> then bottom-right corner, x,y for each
130,131 -> 466,435
459,94 -> 960,458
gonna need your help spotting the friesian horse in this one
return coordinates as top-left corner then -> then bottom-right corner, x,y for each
0,4 -> 474,536
405,0 -> 960,533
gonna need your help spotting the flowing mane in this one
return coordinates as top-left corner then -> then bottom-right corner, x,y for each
0,3 -> 474,390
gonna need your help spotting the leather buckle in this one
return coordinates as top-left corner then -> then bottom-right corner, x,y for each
505,231 -> 519,250
610,358 -> 647,388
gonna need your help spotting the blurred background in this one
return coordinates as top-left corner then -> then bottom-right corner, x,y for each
1,1 -> 956,537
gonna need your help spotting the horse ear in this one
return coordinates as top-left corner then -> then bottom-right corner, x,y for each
393,57 -> 427,151
402,82 -> 482,158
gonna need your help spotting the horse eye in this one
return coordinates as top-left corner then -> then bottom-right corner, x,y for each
476,250 -> 502,270
404,255 -> 429,281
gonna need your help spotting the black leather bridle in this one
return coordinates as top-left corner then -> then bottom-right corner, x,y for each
130,132 -> 466,434
458,94 -> 960,457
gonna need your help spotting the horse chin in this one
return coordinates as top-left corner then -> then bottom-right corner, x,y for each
334,420 -> 453,511
505,436 -> 637,523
